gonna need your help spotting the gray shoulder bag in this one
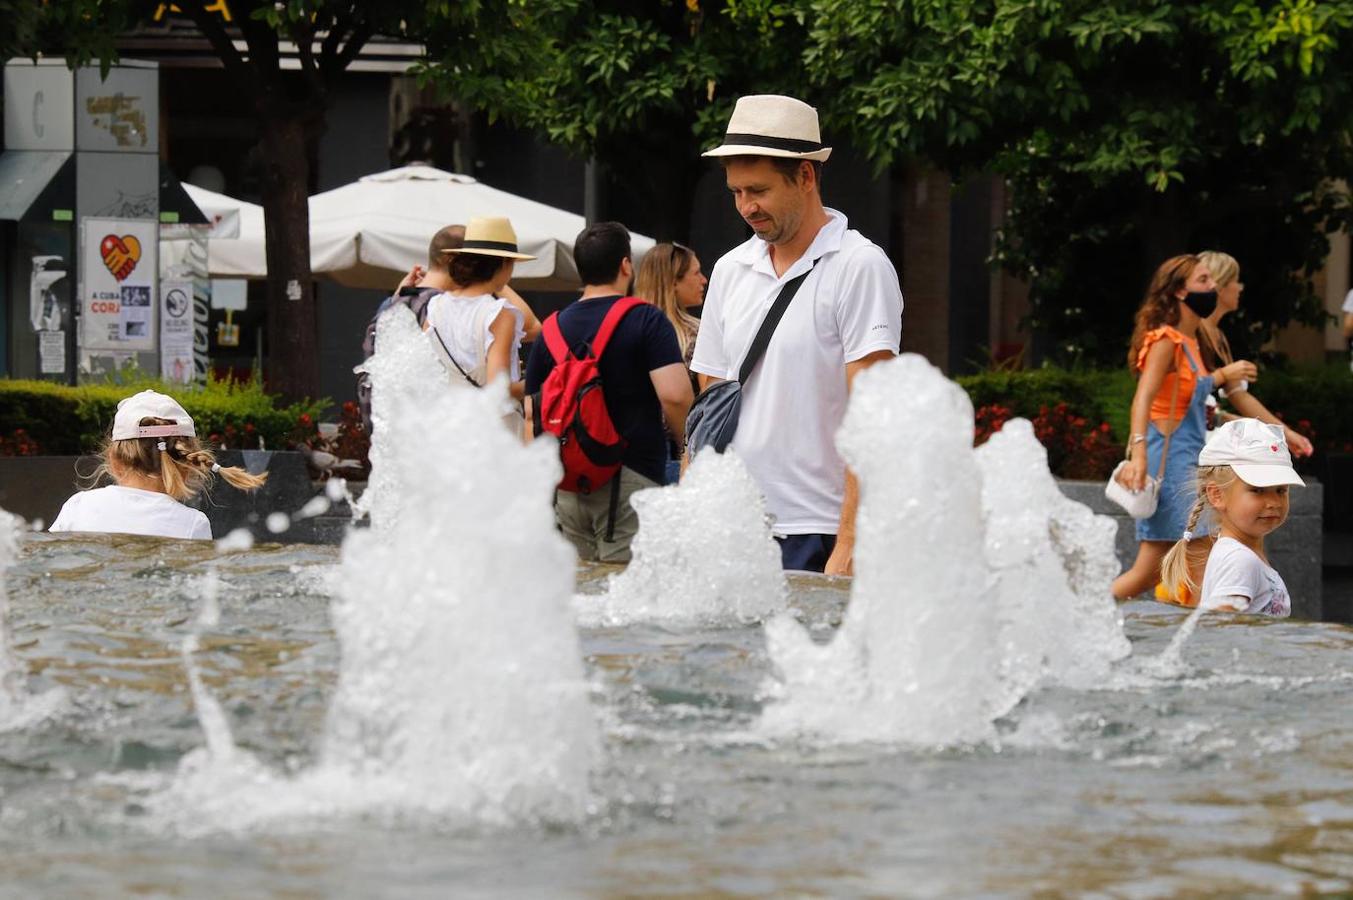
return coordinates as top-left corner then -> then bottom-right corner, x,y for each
685,260 -> 816,456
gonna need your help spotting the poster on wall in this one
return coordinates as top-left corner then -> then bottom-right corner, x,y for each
159,280 -> 195,383
81,218 -> 158,352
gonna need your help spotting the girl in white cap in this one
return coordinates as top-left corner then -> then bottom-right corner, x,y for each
1159,418 -> 1304,617
49,390 -> 267,540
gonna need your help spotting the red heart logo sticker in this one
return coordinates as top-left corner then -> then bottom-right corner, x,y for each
100,234 -> 142,282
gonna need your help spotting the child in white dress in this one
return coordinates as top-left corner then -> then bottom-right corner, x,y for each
50,390 -> 267,540
1160,418 -> 1303,617
423,216 -> 534,399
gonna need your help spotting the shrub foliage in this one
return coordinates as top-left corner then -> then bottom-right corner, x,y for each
0,375 -> 326,456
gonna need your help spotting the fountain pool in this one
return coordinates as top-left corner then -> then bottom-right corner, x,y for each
1,534 -> 1352,896
4,317 -> 1351,895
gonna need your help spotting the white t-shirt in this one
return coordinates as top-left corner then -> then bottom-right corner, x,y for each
1199,536 -> 1291,617
49,486 -> 212,540
424,292 -> 525,384
690,209 -> 904,534
1342,289 -> 1353,314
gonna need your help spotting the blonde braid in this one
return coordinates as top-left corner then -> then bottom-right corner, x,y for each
1160,494 -> 1208,604
181,443 -> 268,492
1159,465 -> 1235,605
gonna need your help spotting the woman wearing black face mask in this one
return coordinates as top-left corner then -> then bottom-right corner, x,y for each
1111,254 -> 1258,601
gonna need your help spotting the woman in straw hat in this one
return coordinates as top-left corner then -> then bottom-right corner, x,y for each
423,217 -> 535,413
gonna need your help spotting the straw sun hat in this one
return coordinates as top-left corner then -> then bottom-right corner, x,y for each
702,94 -> 833,163
443,217 -> 536,261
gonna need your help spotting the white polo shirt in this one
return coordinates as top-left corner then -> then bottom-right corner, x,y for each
690,209 -> 903,534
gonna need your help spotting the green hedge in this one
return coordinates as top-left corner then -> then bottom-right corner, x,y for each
959,362 -> 1353,453
959,368 -> 1134,443
0,376 -> 326,455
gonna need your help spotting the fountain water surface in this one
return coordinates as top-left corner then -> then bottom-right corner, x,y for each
0,512 -> 63,730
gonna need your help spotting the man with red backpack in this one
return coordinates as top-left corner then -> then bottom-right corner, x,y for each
524,222 -> 693,563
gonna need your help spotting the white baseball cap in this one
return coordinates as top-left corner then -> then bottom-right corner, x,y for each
1198,418 -> 1304,487
111,390 -> 196,441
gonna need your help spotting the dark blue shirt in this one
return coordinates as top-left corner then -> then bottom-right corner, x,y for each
524,295 -> 682,484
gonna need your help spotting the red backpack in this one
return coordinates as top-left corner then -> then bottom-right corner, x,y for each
531,296 -> 646,494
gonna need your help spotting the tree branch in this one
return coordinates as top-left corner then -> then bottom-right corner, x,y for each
236,0 -> 281,85
323,18 -> 377,82
181,0 -> 259,95
290,8 -> 326,101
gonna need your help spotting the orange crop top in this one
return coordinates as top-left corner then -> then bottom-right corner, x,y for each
1137,325 -> 1207,422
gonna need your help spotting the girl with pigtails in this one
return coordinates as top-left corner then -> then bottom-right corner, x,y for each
1159,419 -> 1303,617
1110,255 -> 1258,600
50,390 -> 266,541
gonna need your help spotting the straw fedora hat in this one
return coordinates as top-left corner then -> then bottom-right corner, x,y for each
702,95 -> 832,163
443,216 -> 536,260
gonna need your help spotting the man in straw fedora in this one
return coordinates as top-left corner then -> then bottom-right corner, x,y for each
690,94 -> 903,575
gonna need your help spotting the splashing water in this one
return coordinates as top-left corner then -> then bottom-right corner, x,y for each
576,450 -> 786,627
1139,604 -> 1209,679
761,355 -> 1129,746
0,510 -> 64,730
153,306 -> 598,832
977,419 -> 1131,711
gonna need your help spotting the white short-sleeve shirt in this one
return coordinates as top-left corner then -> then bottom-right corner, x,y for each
1343,289 -> 1353,314
49,486 -> 213,540
1199,536 -> 1291,617
690,209 -> 903,534
424,292 -> 525,384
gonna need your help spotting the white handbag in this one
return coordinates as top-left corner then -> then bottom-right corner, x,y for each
1105,461 -> 1162,518
1104,347 -> 1181,519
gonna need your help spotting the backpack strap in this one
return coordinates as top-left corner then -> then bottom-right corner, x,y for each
590,296 -> 646,358
541,311 -> 569,363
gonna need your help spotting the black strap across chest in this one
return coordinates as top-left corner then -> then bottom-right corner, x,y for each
737,260 -> 817,384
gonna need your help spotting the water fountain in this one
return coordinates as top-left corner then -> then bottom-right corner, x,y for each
145,306 -> 597,832
760,356 -> 1130,745
1,330 -> 1350,894
576,449 -> 786,627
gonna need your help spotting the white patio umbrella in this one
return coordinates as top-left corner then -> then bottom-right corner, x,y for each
308,165 -> 654,291
179,166 -> 654,292
179,182 -> 265,276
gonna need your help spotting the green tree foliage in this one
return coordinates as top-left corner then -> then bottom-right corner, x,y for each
431,0 -> 1353,365
419,0 -> 812,239
800,0 -> 1353,365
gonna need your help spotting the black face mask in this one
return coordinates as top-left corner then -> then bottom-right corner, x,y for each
1183,290 -> 1218,318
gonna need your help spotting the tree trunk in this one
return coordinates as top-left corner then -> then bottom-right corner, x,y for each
257,107 -> 320,402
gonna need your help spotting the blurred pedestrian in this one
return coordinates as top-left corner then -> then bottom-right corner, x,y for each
1111,255 -> 1256,600
635,241 -> 707,483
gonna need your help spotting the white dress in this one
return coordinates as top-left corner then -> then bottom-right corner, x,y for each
49,486 -> 212,540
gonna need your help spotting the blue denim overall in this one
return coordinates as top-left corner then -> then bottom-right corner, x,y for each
1137,342 -> 1214,542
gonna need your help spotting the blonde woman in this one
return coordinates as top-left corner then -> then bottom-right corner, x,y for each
635,242 -> 708,482
1196,250 -> 1314,458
